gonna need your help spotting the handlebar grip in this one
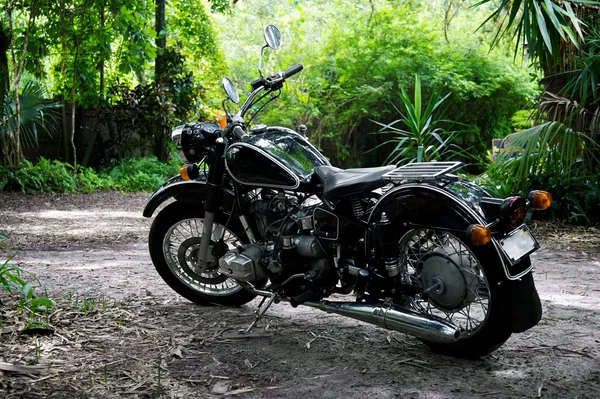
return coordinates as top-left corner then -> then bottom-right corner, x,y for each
282,63 -> 303,79
232,125 -> 247,140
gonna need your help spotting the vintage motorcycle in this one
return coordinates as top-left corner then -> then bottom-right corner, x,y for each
143,25 -> 551,358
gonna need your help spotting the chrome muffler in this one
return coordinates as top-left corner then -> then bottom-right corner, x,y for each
303,301 -> 460,343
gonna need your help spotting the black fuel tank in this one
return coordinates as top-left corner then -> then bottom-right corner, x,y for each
225,127 -> 330,190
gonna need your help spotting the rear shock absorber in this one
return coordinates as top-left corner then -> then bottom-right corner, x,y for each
372,212 -> 400,277
351,197 -> 364,219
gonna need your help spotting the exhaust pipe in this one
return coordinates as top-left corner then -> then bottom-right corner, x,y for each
304,301 -> 460,343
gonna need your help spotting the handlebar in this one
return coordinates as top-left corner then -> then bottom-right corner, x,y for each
232,125 -> 247,140
236,63 -> 304,121
282,63 -> 303,79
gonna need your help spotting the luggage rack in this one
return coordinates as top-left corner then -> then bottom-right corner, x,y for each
382,161 -> 462,182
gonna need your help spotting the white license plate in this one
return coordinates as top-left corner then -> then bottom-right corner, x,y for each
498,224 -> 540,265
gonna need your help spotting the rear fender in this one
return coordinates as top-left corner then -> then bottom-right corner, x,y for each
368,183 -> 486,238
368,183 -> 541,332
367,184 -> 532,280
505,270 -> 542,332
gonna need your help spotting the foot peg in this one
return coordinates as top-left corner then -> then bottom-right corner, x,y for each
290,290 -> 317,308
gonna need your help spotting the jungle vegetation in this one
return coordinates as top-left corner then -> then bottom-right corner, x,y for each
0,0 -> 599,222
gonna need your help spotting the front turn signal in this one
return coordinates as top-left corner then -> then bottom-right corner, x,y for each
467,224 -> 491,246
528,190 -> 552,210
180,164 -> 200,181
218,114 -> 228,129
180,165 -> 191,180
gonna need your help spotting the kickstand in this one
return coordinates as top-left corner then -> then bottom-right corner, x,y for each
241,293 -> 279,334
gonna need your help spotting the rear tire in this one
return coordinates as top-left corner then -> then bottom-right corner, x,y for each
396,228 -> 512,358
149,202 -> 257,306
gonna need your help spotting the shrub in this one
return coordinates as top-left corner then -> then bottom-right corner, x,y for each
1,233 -> 54,330
0,156 -> 180,193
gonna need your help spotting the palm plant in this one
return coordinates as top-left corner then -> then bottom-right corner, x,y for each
475,0 -> 589,73
1,79 -> 61,154
371,75 -> 464,165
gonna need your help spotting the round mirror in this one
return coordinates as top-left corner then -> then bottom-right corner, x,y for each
222,77 -> 239,104
264,25 -> 282,50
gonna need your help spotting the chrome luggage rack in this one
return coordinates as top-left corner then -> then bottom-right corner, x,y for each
382,161 -> 462,182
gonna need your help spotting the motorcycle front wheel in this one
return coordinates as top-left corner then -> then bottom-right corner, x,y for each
396,228 -> 512,358
149,202 -> 257,306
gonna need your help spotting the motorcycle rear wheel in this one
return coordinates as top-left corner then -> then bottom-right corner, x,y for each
149,202 -> 257,306
396,228 -> 512,358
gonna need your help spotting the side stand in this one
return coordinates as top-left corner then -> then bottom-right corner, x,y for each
241,292 -> 279,334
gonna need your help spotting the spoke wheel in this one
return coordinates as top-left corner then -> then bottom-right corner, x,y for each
149,202 -> 257,306
163,218 -> 242,296
397,228 -> 512,357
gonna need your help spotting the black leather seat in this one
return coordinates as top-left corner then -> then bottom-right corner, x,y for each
314,165 -> 396,201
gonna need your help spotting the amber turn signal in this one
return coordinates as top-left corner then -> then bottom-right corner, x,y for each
218,114 -> 228,129
528,190 -> 552,210
180,165 -> 191,180
467,224 -> 491,246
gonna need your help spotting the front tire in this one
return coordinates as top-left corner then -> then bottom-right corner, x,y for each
396,228 -> 512,358
149,202 -> 257,306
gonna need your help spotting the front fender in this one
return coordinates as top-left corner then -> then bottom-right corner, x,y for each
143,175 -> 208,217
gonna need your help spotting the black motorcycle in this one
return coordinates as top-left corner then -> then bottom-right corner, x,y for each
144,25 -> 551,358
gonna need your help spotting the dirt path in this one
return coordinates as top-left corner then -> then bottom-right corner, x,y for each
0,192 -> 599,398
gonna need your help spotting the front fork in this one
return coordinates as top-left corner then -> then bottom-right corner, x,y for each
197,138 -> 227,270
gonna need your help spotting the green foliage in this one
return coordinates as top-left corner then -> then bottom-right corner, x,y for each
371,75 -> 465,164
475,0 -> 589,72
0,156 -> 179,193
1,233 -> 54,330
216,0 -> 539,168
482,122 -> 600,223
100,49 -> 208,163
104,156 -> 180,192
1,79 -> 61,149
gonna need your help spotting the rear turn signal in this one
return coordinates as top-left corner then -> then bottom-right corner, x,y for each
467,224 -> 491,246
528,190 -> 552,210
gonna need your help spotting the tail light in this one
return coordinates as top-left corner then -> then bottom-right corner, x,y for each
500,196 -> 527,228
528,190 -> 552,210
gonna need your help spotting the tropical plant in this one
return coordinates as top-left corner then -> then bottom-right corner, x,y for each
476,0 -> 588,72
1,232 -> 54,329
0,156 -> 179,193
1,79 -> 61,150
370,75 -> 465,165
483,122 -> 600,222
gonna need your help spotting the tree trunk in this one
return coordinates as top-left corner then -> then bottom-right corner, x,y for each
155,0 -> 166,81
0,22 -> 10,164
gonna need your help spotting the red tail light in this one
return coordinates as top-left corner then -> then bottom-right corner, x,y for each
500,196 -> 527,227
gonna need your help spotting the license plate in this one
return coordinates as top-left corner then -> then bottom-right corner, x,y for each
498,224 -> 540,265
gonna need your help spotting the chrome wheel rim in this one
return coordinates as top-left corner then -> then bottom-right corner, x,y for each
163,218 -> 243,296
398,229 -> 491,337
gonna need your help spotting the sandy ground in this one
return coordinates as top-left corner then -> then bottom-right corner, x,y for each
0,191 -> 599,398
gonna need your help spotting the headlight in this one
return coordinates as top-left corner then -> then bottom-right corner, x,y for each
172,122 -> 220,164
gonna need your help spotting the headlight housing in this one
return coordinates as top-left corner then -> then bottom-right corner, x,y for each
172,122 -> 221,163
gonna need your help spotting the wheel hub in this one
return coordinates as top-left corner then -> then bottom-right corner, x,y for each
177,237 -> 215,276
419,247 -> 479,311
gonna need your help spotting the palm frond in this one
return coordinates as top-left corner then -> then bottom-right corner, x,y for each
489,121 -> 598,195
1,79 -> 61,150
